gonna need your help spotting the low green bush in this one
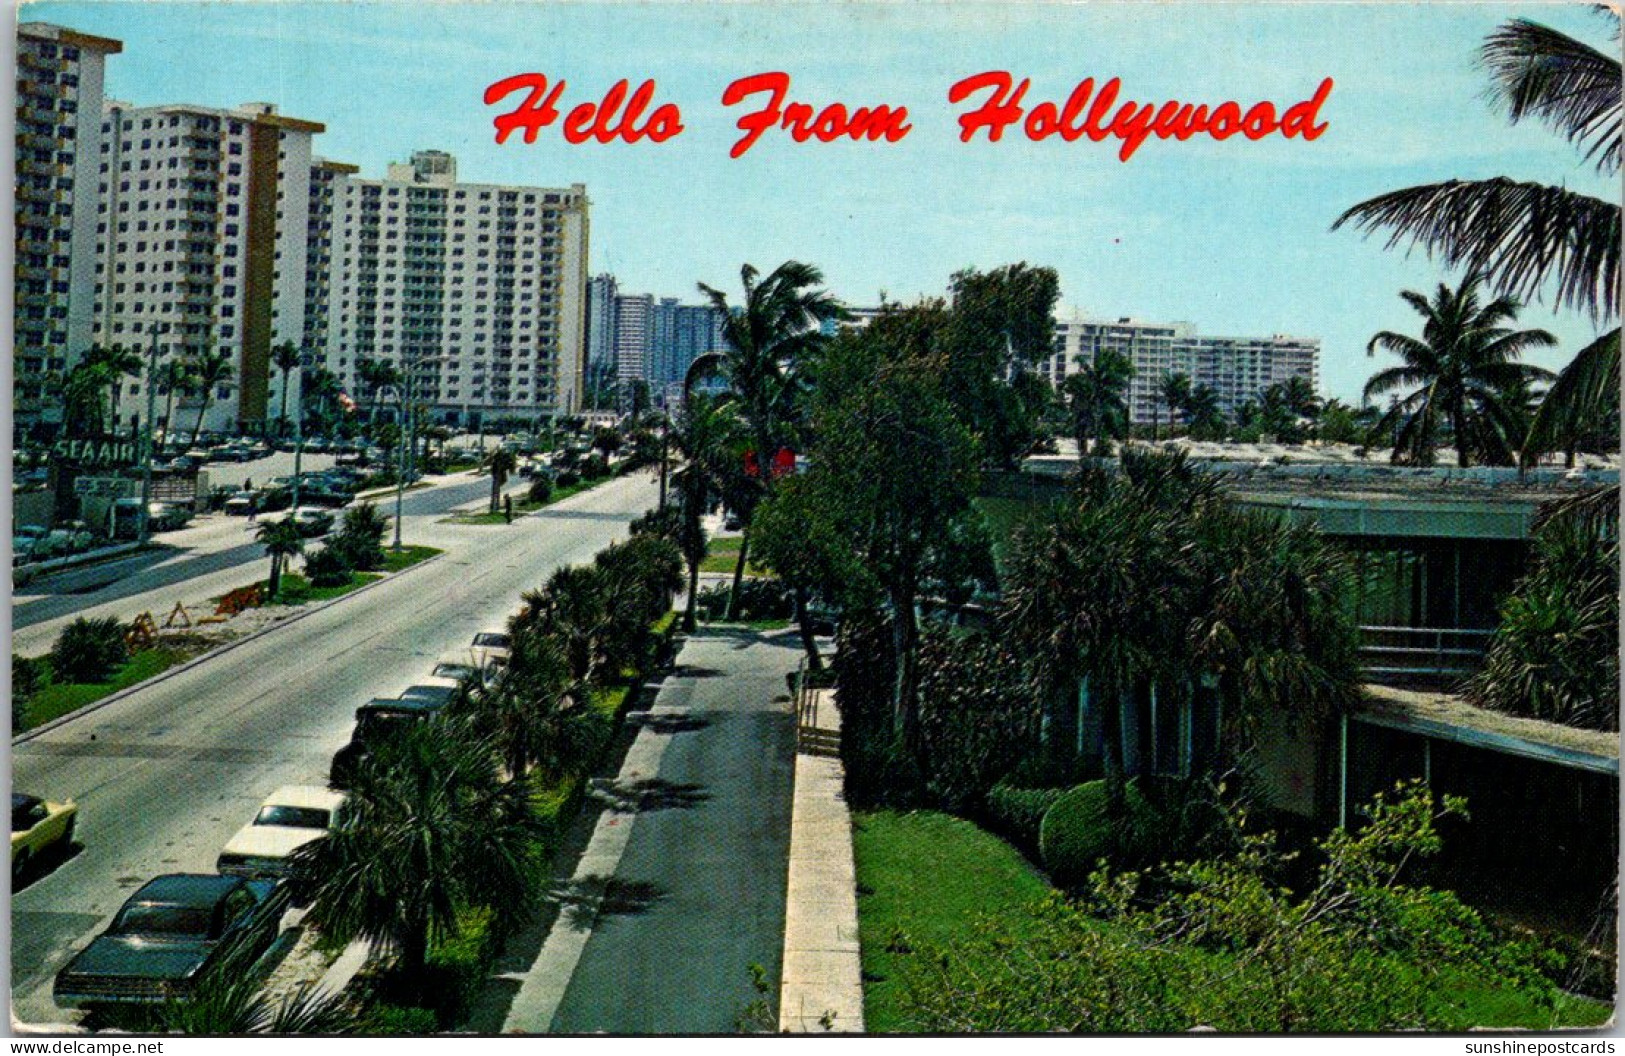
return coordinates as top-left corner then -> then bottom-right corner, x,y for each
696,579 -> 793,622
303,545 -> 353,588
983,784 -> 1068,856
50,616 -> 128,684
555,469 -> 581,489
420,905 -> 500,1027
362,1005 -> 438,1035
1038,778 -> 1160,885
13,653 -> 47,724
580,455 -> 610,481
527,476 -> 553,505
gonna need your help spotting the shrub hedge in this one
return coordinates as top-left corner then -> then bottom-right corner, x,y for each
49,616 -> 129,684
1038,778 -> 1161,885
983,784 -> 1068,857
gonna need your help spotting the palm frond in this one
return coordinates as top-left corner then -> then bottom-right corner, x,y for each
1523,327 -> 1622,465
1333,179 -> 1621,321
1481,17 -> 1622,175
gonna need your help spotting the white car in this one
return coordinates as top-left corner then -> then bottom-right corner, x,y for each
425,655 -> 494,693
216,786 -> 345,879
471,631 -> 512,671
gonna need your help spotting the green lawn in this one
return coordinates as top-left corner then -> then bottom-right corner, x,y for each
236,546 -> 442,607
853,810 -> 1056,1033
442,477 -> 610,525
852,809 -> 1611,1033
699,536 -> 770,576
19,646 -> 207,731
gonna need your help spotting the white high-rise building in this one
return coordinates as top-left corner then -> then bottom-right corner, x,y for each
326,151 -> 590,424
1042,314 -> 1319,424
15,22 -> 122,429
614,292 -> 653,388
94,100 -> 324,435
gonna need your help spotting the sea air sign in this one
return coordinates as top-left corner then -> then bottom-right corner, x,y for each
51,437 -> 138,468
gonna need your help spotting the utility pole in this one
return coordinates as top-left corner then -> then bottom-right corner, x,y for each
290,354 -> 304,511
136,324 -> 164,545
393,378 -> 407,552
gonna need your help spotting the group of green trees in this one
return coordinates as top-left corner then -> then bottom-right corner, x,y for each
286,531 -> 683,1008
59,342 -> 235,445
254,502 -> 391,599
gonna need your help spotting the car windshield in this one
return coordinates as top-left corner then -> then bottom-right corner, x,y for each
354,711 -> 418,741
472,633 -> 509,649
11,800 -> 43,832
110,903 -> 213,940
254,805 -> 331,830
432,663 -> 477,681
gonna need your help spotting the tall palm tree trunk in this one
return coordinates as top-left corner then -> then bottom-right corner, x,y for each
792,585 -> 824,672
724,530 -> 750,620
279,376 -> 292,439
163,388 -> 176,442
888,576 -> 925,775
191,395 -> 213,449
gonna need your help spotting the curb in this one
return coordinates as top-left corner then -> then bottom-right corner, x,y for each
13,550 -> 446,745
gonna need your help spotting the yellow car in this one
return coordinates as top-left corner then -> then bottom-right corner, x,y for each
12,792 -> 77,875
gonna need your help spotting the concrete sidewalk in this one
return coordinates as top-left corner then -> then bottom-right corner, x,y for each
778,686 -> 865,1033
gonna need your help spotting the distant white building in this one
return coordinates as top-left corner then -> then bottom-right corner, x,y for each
15,22 -> 122,428
327,150 -> 590,425
1043,314 -> 1320,425
94,99 -> 323,435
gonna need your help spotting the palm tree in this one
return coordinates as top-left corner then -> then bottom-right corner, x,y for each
1335,13 -> 1621,463
79,344 -> 143,431
1363,276 -> 1556,467
188,349 -> 236,448
1279,376 -> 1321,421
156,358 -> 195,444
357,357 -> 402,425
517,565 -> 613,685
483,448 -> 519,513
271,340 -> 302,438
695,261 -> 844,618
1467,510 -> 1618,731
1157,371 -> 1192,440
301,365 -> 344,435
289,718 -> 542,988
1060,348 -> 1133,457
62,362 -> 109,437
454,628 -> 604,782
1184,383 -> 1226,440
256,517 -> 305,598
99,977 -> 357,1036
1000,459 -> 1198,801
669,394 -> 742,631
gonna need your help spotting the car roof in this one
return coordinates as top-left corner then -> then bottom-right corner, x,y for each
355,698 -> 444,718
131,873 -> 243,908
398,684 -> 457,704
262,785 -> 345,812
12,792 -> 41,812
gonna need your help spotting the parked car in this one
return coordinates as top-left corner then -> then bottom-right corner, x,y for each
396,683 -> 458,708
470,630 -> 512,671
53,874 -> 290,1007
12,793 -> 77,876
427,655 -> 496,690
150,502 -> 194,532
329,698 -> 450,789
12,525 -> 55,560
51,521 -> 95,554
216,786 -> 345,879
222,491 -> 258,517
289,507 -> 334,537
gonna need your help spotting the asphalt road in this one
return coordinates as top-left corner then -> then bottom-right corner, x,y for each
9,472 -> 659,1026
13,475 -> 498,631
544,628 -> 800,1034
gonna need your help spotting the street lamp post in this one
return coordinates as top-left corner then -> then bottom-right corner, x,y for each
137,324 -> 167,545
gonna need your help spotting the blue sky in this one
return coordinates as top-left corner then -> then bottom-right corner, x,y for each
26,0 -> 1618,400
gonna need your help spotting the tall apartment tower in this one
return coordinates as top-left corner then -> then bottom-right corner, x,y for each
585,273 -> 619,404
613,292 -> 653,388
94,100 -> 324,435
648,297 -> 726,394
327,151 -> 590,422
304,157 -> 357,368
15,22 -> 122,430
1043,315 -> 1319,425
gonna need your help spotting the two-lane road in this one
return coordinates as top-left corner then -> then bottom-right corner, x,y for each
10,473 -> 658,1026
